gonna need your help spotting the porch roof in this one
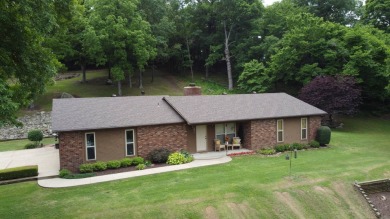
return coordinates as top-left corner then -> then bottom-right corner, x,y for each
163,93 -> 326,125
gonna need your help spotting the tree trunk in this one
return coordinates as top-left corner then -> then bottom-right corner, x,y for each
108,62 -> 112,79
205,65 -> 209,79
81,63 -> 87,83
139,69 -> 143,89
117,81 -> 122,96
224,22 -> 233,90
151,64 -> 155,83
128,72 -> 132,88
186,37 -> 194,82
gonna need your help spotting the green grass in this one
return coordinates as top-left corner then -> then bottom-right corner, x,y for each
0,138 -> 56,152
0,117 -> 388,218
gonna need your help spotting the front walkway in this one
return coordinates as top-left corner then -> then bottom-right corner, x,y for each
38,156 -> 232,188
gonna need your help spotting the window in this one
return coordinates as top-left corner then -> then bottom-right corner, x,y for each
277,119 -> 284,142
85,133 -> 96,160
215,123 -> 236,144
301,118 -> 307,140
125,129 -> 135,156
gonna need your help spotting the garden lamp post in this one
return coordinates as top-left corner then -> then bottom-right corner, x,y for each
285,145 -> 298,176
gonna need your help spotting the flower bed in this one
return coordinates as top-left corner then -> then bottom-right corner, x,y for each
228,151 -> 256,157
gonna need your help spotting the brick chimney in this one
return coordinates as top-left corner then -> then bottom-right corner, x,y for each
184,83 -> 201,96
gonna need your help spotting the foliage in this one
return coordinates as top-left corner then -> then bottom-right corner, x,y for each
92,162 -> 107,171
144,160 -> 152,167
299,76 -> 362,116
132,157 -> 145,166
167,152 -> 186,165
310,140 -> 321,148
257,148 -> 276,155
120,158 -> 133,168
63,173 -> 96,179
0,165 -> 38,181
27,130 -> 44,146
238,60 -> 274,93
180,149 -> 194,163
136,164 -> 146,170
0,0 -> 66,126
317,126 -> 332,146
292,143 -> 307,150
24,143 -> 37,149
106,160 -> 121,169
79,163 -> 94,173
363,0 -> 390,32
59,169 -> 71,178
147,148 -> 172,164
0,138 -> 56,152
275,144 -> 291,152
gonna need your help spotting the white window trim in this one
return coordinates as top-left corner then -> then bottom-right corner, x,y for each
125,129 -> 136,156
85,132 -> 96,161
277,119 -> 284,142
301,118 -> 308,140
215,123 -> 236,142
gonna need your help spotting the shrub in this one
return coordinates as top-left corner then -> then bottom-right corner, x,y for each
275,144 -> 290,152
106,160 -> 121,169
24,143 -> 37,149
0,165 -> 38,181
167,152 -> 186,165
258,148 -> 276,155
180,149 -> 194,163
120,158 -> 133,167
92,162 -> 107,171
132,157 -> 144,166
136,164 -> 146,170
147,148 -> 171,163
144,160 -> 152,167
292,143 -> 305,150
310,140 -> 320,148
79,163 -> 94,173
59,169 -> 71,178
317,126 -> 331,146
63,173 -> 95,179
27,130 -> 43,146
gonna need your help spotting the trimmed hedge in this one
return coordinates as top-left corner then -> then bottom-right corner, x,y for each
317,126 -> 331,146
147,148 -> 171,163
0,165 -> 38,181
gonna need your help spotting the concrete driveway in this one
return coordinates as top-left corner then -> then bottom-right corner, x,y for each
0,146 -> 59,177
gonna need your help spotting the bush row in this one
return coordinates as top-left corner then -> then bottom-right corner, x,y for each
0,165 -> 38,181
79,157 -> 145,173
274,140 -> 321,152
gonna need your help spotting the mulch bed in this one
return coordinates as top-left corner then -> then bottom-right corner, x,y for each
93,163 -> 169,176
368,192 -> 390,218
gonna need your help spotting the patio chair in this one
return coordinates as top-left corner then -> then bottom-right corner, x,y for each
232,137 -> 241,149
214,139 -> 225,151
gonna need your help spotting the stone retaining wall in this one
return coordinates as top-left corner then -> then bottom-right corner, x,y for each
0,112 -> 52,140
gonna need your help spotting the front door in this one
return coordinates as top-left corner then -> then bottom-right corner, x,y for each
196,125 -> 207,152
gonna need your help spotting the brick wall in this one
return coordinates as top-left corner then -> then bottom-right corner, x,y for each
309,116 -> 322,141
242,122 -> 252,149
137,123 -> 188,158
59,131 -> 84,172
249,119 -> 277,150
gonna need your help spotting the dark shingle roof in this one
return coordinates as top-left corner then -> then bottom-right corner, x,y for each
163,93 -> 326,125
52,96 -> 184,132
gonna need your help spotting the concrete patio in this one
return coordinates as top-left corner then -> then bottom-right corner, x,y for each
192,148 -> 253,160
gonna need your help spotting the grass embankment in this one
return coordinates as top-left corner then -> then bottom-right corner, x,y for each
0,117 -> 388,218
0,138 -> 56,152
32,69 -> 234,112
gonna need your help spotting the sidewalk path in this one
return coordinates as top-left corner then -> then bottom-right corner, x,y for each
38,156 -> 232,188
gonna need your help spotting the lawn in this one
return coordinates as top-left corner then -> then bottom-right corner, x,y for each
0,138 -> 56,152
0,117 -> 388,218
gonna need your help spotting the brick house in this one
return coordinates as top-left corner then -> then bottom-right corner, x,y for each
52,91 -> 326,172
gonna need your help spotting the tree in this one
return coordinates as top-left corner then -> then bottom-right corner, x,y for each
299,75 -> 362,122
363,0 -> 390,32
291,0 -> 361,25
0,0 -> 66,126
88,0 -> 156,95
237,60 -> 274,93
